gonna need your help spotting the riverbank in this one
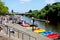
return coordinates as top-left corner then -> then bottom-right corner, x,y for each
0,15 -> 60,40
1,15 -> 54,40
5,20 -> 53,40
22,15 -> 60,33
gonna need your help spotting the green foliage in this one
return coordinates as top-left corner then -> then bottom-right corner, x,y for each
28,10 -> 32,13
27,2 -> 60,23
43,2 -> 60,23
11,10 -> 14,15
32,10 -> 39,18
0,0 -> 9,15
12,10 -> 14,13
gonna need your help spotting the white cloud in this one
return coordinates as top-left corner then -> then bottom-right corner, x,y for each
20,0 -> 31,3
45,0 -> 56,4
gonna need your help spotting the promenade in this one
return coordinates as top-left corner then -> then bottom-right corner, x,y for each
2,20 -> 53,40
0,30 -> 12,40
0,15 -> 54,40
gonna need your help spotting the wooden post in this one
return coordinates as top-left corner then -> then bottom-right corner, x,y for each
46,16 -> 48,27
45,16 -> 50,27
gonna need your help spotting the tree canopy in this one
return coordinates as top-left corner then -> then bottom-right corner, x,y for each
28,10 -> 32,13
27,2 -> 60,23
0,0 -> 9,15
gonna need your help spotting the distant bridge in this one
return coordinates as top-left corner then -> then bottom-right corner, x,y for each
15,13 -> 31,15
8,13 -> 32,15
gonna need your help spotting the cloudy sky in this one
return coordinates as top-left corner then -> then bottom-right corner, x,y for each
3,0 -> 60,13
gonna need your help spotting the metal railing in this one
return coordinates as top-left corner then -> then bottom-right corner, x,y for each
2,24 -> 36,40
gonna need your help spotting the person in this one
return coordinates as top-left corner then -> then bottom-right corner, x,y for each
31,17 -> 35,31
0,16 -> 2,24
17,17 -> 23,25
6,17 -> 9,23
31,17 -> 35,25
9,28 -> 14,34
12,17 -> 15,23
0,27 -> 5,37
9,28 -> 15,36
0,27 -> 3,32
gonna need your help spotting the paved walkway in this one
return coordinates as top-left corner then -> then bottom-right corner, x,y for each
1,20 -> 54,40
0,28 -> 22,40
0,30 -> 12,40
5,21 -> 53,40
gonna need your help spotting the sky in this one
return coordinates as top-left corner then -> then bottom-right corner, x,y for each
2,0 -> 60,13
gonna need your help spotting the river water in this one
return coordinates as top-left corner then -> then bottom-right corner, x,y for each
21,15 -> 60,33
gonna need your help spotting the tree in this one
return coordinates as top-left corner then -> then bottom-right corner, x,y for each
0,0 -> 9,15
26,2 -> 60,23
32,10 -> 39,18
28,10 -> 32,13
11,10 -> 15,17
44,2 -> 60,24
12,10 -> 14,13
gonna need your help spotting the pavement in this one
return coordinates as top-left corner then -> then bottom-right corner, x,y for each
5,21 -> 53,40
1,20 -> 53,40
0,30 -> 12,40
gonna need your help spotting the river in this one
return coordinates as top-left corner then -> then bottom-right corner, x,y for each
21,15 -> 60,33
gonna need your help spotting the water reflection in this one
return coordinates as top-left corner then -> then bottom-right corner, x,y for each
44,22 -> 60,33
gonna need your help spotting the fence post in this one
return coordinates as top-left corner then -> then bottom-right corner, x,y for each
35,38 -> 36,40
9,28 -> 10,38
29,35 -> 30,40
18,30 -> 19,38
22,33 -> 24,40
7,26 -> 8,34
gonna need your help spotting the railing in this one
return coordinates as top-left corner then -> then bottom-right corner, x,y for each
2,24 -> 36,40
